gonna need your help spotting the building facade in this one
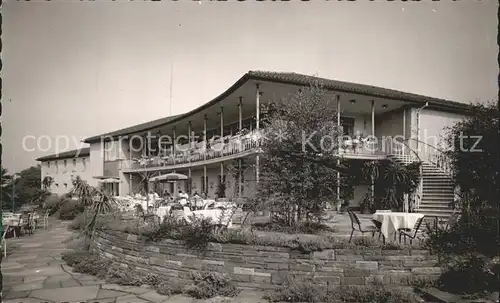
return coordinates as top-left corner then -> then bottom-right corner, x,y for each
36,148 -> 92,196
38,71 -> 470,217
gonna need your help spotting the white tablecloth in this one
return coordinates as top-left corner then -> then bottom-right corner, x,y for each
372,212 -> 424,240
156,206 -> 171,220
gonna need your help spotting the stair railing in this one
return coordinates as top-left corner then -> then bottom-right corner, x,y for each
384,137 -> 424,212
405,138 -> 453,175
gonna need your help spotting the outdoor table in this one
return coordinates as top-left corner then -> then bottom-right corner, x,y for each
372,212 -> 424,240
156,206 -> 171,220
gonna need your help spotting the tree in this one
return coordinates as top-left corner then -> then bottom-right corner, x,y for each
1,166 -> 14,209
42,176 -> 54,190
256,82 -> 343,226
15,166 -> 45,206
445,101 -> 499,210
425,101 -> 499,296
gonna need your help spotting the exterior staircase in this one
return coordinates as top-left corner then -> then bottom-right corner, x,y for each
389,154 -> 456,225
418,163 -> 455,223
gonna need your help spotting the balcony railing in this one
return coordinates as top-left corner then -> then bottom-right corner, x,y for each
130,131 -> 260,170
128,132 -> 422,170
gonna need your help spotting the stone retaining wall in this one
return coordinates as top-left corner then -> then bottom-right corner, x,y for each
92,230 -> 441,290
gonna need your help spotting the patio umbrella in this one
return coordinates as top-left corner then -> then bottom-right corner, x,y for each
149,173 -> 188,182
99,178 -> 119,183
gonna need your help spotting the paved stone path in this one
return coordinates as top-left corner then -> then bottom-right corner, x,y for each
2,220 -> 268,303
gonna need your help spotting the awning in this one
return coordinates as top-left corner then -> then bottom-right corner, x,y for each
149,173 -> 188,182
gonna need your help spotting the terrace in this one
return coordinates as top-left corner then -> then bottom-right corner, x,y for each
122,129 -> 411,173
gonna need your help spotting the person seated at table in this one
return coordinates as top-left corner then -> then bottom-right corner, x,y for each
179,190 -> 189,199
192,192 -> 203,210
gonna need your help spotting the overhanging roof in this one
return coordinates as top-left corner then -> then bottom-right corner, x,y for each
36,147 -> 90,162
84,70 -> 472,144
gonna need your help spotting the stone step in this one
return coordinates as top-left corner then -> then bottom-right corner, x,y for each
422,194 -> 454,198
422,189 -> 454,193
422,175 -> 451,179
419,201 -> 452,206
422,183 -> 454,187
418,205 -> 453,211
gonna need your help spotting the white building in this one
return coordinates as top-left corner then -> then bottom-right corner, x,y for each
37,71 -> 470,218
36,147 -> 91,196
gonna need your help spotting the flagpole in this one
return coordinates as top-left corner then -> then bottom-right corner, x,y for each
12,154 -> 16,211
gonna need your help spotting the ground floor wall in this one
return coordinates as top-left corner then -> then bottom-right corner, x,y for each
120,157 -> 371,204
122,159 -> 258,199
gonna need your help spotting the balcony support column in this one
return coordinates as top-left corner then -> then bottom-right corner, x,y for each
188,167 -> 192,195
238,159 -> 242,198
203,165 -> 207,195
402,108 -> 406,156
220,107 -> 224,140
336,95 -> 341,207
370,100 -> 376,208
238,97 -> 243,131
173,127 -> 176,166
204,114 -> 207,161
220,162 -> 224,197
129,141 -> 133,195
188,121 -> 192,163
255,84 -> 260,185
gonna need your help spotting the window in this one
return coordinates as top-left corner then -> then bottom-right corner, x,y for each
55,161 -> 59,173
64,160 -> 68,172
72,159 -> 77,169
47,162 -> 51,168
104,141 -> 120,161
82,158 -> 86,171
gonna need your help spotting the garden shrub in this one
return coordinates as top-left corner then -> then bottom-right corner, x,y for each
62,250 -> 110,278
100,215 -> 421,252
424,206 -> 500,295
44,195 -> 63,215
57,198 -> 85,220
267,277 -> 414,303
183,272 -> 239,299
69,213 -> 86,230
62,251 -> 238,299
155,280 -> 184,296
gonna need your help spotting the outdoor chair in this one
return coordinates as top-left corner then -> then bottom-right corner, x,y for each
398,216 -> 426,245
23,213 -> 36,236
2,226 -> 10,257
347,209 -> 384,244
42,210 -> 50,230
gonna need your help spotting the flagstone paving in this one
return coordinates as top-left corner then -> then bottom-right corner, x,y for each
2,219 -> 268,303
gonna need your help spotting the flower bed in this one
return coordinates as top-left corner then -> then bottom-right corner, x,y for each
92,229 -> 441,291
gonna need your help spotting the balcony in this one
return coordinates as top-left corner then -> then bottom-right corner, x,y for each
123,129 -> 415,173
126,131 -> 260,172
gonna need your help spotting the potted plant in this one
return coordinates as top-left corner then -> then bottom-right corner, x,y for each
359,192 -> 372,214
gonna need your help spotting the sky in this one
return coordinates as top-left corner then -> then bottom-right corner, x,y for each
2,0 -> 498,173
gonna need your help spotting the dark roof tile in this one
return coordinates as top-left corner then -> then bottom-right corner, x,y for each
36,147 -> 90,162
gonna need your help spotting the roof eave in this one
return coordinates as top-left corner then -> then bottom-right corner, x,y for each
83,71 -> 472,144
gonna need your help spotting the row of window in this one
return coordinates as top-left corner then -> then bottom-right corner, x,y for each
46,157 -> 87,173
